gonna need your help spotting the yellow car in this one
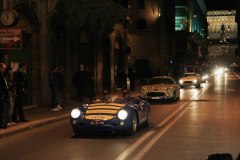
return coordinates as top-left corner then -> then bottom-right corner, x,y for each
140,76 -> 180,101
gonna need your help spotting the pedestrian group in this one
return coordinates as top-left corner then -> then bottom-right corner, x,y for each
0,62 -> 29,129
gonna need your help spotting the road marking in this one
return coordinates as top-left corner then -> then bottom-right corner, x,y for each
234,72 -> 240,79
115,80 -> 214,160
134,108 -> 188,160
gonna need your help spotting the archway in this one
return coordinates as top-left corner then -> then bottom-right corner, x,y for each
0,3 -> 40,106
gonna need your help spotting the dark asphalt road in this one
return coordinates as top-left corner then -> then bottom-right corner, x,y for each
1,72 -> 240,160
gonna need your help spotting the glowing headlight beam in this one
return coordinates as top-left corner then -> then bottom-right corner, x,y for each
118,109 -> 128,120
71,109 -> 81,118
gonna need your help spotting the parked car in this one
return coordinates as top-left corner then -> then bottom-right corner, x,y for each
70,93 -> 150,136
179,72 -> 201,88
139,76 -> 180,101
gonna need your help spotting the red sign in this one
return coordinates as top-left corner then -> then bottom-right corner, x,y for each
0,28 -> 22,50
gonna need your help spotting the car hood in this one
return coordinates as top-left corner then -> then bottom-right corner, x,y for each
142,84 -> 171,92
84,103 -> 126,121
180,76 -> 198,81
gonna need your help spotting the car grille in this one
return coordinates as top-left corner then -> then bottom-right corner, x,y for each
184,81 -> 193,84
147,92 -> 165,97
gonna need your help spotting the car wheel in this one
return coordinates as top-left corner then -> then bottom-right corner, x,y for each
143,108 -> 150,127
73,128 -> 84,137
172,91 -> 177,101
125,112 -> 137,136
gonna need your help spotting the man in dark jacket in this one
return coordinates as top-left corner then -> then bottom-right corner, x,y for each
81,66 -> 95,102
0,63 -> 8,128
72,65 -> 84,102
49,65 -> 61,111
13,62 -> 29,122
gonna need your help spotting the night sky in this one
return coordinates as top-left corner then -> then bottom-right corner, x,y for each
204,0 -> 237,10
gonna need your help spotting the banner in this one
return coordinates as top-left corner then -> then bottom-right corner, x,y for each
0,28 -> 22,50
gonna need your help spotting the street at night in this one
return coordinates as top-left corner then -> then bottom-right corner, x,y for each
1,72 -> 240,160
1,0 -> 240,160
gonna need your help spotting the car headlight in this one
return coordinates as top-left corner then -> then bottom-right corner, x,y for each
193,79 -> 198,83
71,109 -> 81,119
179,80 -> 183,84
117,109 -> 128,120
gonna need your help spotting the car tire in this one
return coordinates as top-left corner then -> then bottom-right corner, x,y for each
125,112 -> 137,136
171,91 -> 177,101
73,129 -> 84,137
143,108 -> 150,127
196,84 -> 200,88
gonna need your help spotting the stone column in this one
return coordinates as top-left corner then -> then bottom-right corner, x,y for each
95,40 -> 103,95
3,0 -> 9,9
38,0 -> 51,106
110,32 -> 116,91
31,30 -> 40,106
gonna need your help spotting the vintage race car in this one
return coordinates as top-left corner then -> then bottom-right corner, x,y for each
70,94 -> 150,136
179,72 -> 201,88
140,76 -> 180,101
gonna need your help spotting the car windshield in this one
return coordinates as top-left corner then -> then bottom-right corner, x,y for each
92,95 -> 127,104
184,73 -> 197,77
149,78 -> 174,84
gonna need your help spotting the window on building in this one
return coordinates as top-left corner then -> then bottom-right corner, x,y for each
137,19 -> 146,30
138,0 -> 145,9
175,16 -> 187,31
175,6 -> 188,31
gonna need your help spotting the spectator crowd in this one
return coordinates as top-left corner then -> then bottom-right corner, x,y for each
0,62 -> 29,129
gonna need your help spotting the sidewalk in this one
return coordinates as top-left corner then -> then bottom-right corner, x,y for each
0,101 -> 76,139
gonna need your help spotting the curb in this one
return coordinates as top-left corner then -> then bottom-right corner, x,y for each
0,113 -> 69,139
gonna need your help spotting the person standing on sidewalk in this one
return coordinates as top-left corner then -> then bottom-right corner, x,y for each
49,65 -> 62,111
72,64 -> 84,102
128,67 -> 136,92
0,63 -> 9,128
57,65 -> 65,106
4,66 -> 17,126
81,66 -> 95,103
13,62 -> 29,122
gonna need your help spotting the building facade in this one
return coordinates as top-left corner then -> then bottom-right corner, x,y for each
207,10 -> 238,64
0,0 -> 130,107
175,0 -> 208,70
236,0 -> 240,59
127,0 -> 175,77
